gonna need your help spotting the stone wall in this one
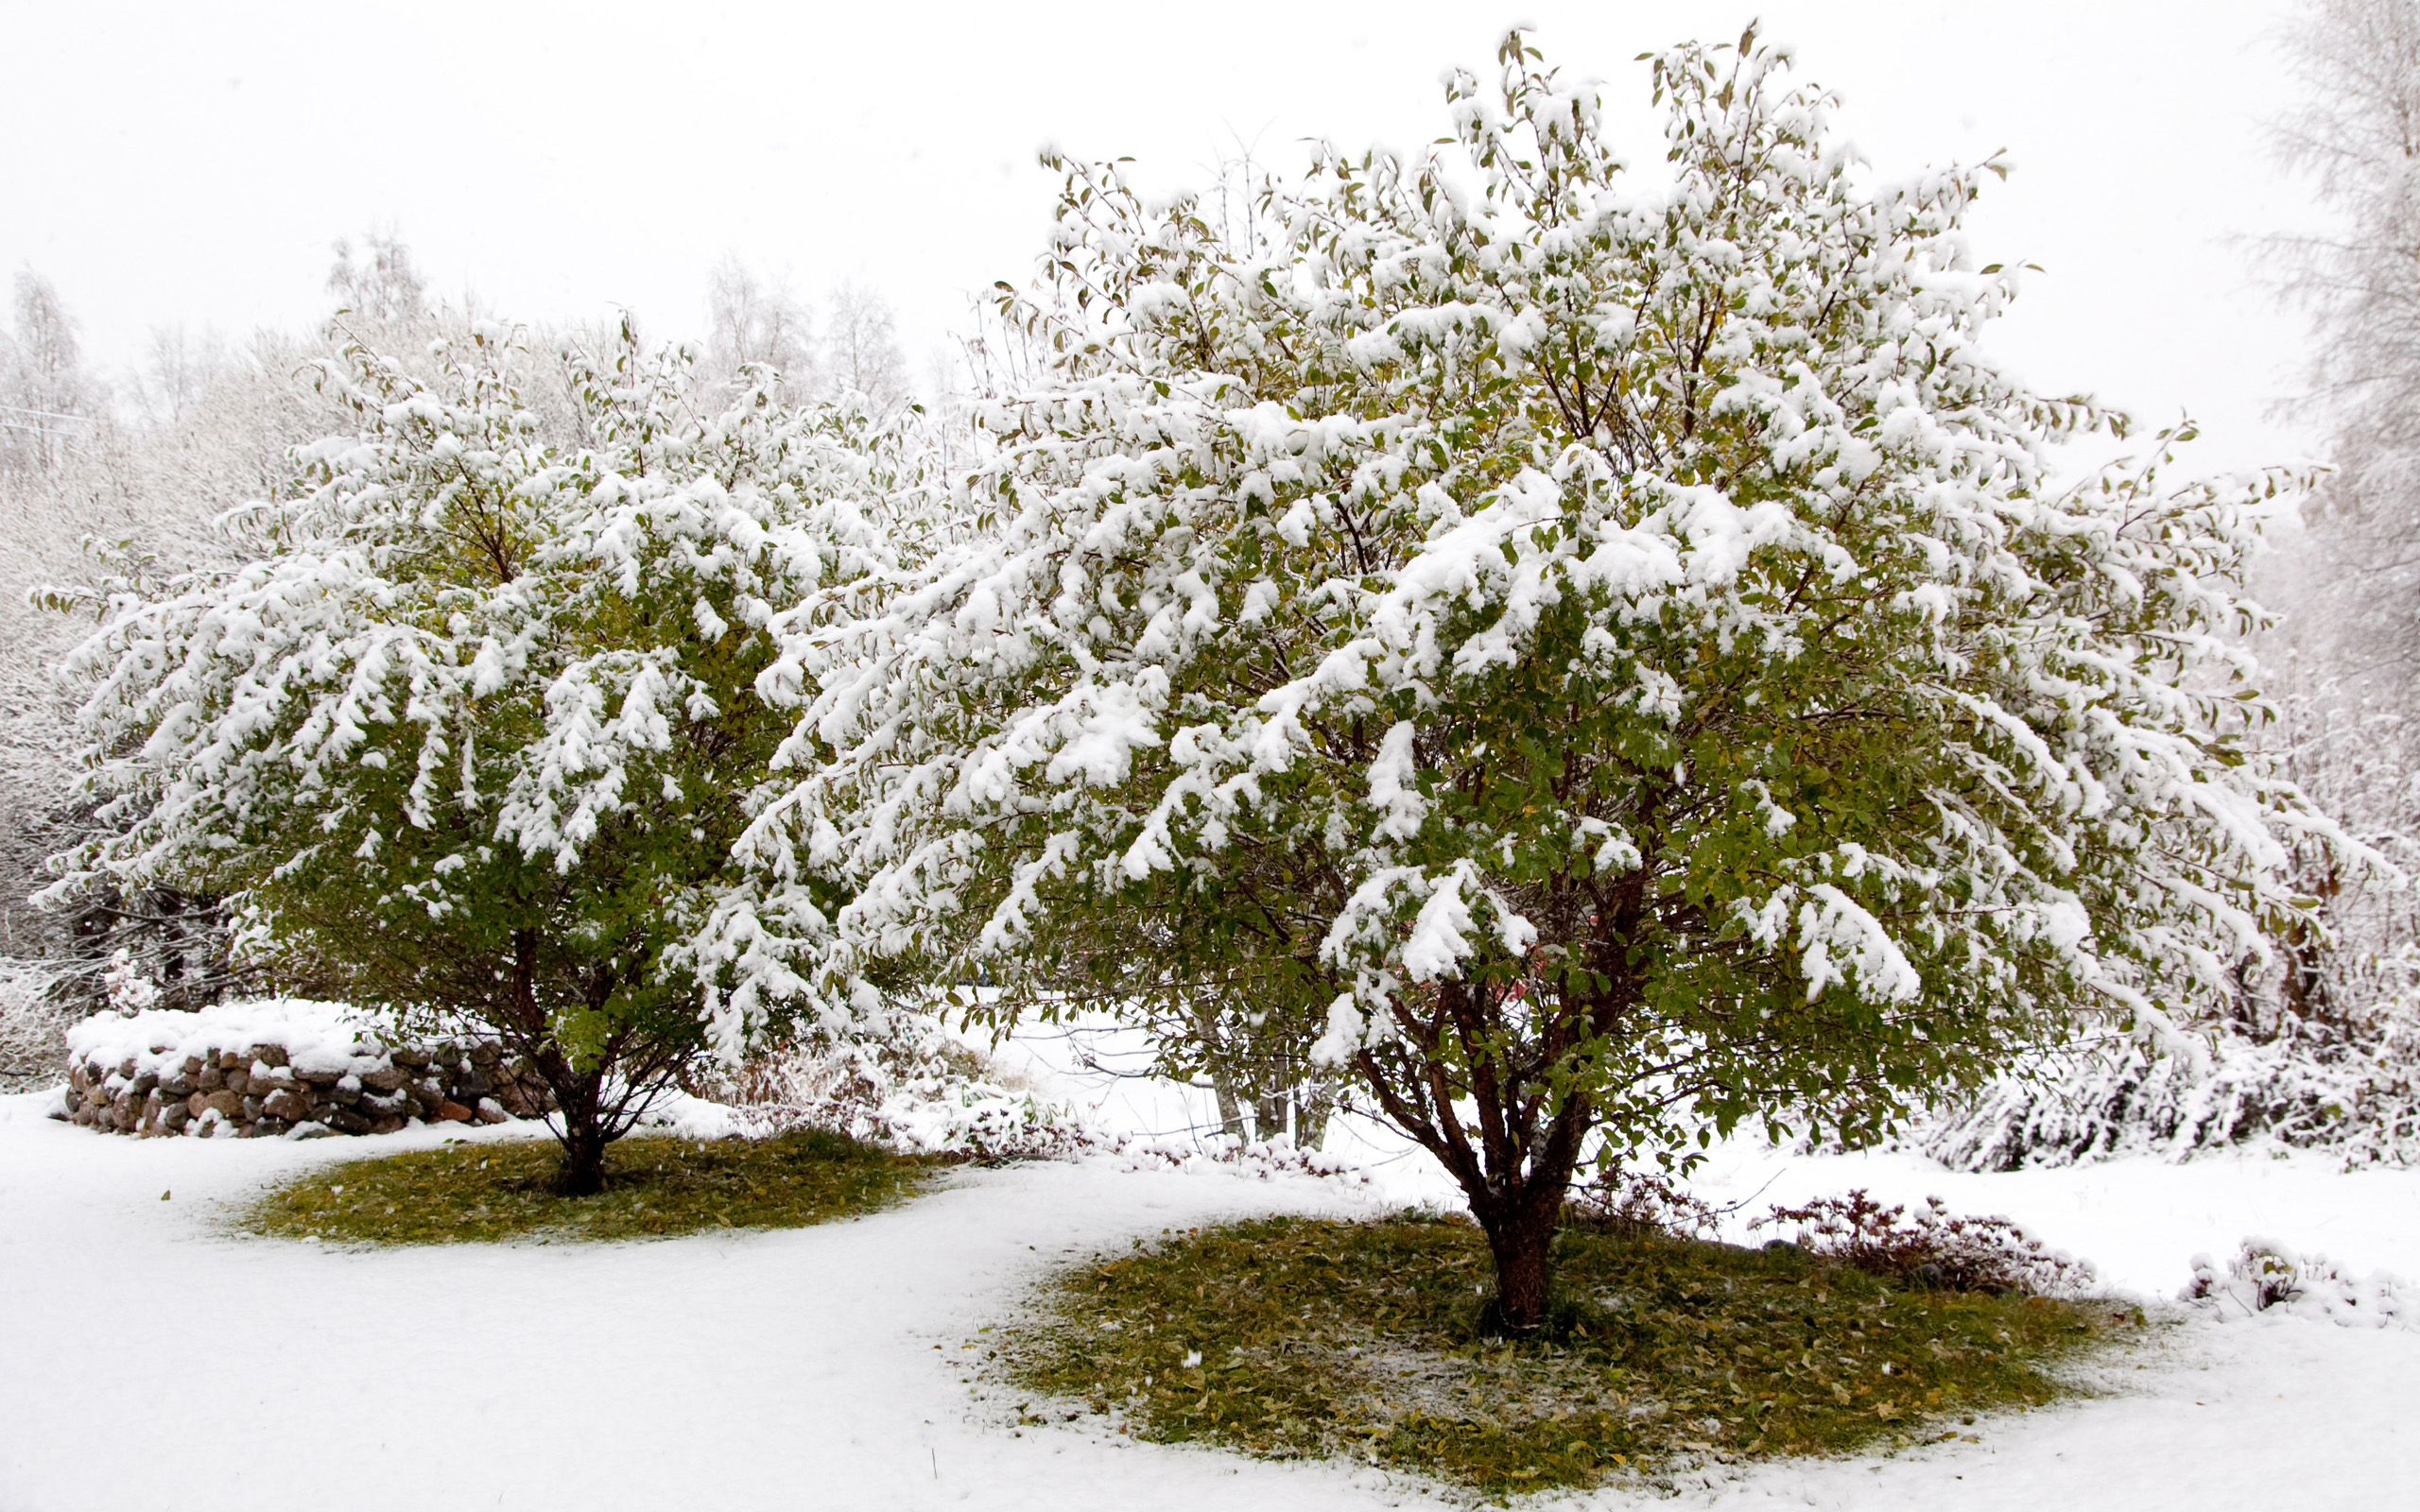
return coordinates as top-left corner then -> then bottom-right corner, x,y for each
56,1037 -> 556,1140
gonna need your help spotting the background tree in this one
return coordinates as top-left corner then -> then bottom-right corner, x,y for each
822,282 -> 910,412
55,319 -> 916,1191
723,29 -> 2328,1333
138,324 -> 228,427
3,247 -> 409,1049
2262,0 -> 2420,922
1,271 -> 101,481
325,229 -> 431,330
703,255 -> 816,401
1,273 -> 264,1076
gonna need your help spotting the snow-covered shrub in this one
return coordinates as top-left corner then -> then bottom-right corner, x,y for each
2182,1237 -> 2416,1329
52,318 -> 932,1193
1754,1190 -> 2098,1297
1916,1022 -> 2420,1171
1112,1132 -> 1372,1185
708,1024 -> 1095,1161
0,960 -> 68,1091
99,947 -> 158,1015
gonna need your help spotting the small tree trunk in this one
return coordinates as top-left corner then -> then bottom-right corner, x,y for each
1209,1068 -> 1247,1142
557,1115 -> 609,1197
1253,1087 -> 1288,1144
1293,1082 -> 1335,1151
1347,975 -> 1611,1337
549,1061 -> 613,1196
1478,1201 -> 1559,1337
1192,999 -> 1248,1141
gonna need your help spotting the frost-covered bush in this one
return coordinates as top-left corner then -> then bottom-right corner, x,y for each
1564,1170 -> 1725,1241
1754,1190 -> 2098,1297
1112,1132 -> 1371,1185
2183,1236 -> 2416,1329
1905,663 -> 2420,1173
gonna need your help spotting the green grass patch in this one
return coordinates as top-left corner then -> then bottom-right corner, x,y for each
1001,1211 -> 2138,1496
239,1129 -> 932,1246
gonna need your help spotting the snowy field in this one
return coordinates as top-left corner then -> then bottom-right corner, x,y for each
4,1069 -> 2417,1512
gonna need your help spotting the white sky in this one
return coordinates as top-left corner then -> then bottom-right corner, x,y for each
0,0 -> 2319,474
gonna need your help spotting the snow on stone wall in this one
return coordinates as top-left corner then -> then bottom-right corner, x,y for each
51,999 -> 552,1140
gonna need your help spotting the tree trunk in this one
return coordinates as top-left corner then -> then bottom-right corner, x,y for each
1210,1074 -> 1247,1142
1478,1198 -> 1560,1337
1350,981 -> 1600,1338
549,1058 -> 613,1196
557,1115 -> 609,1197
1193,998 -> 1248,1141
1254,1087 -> 1288,1144
1293,1081 -> 1335,1151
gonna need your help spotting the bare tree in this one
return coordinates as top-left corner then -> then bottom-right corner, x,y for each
703,254 -> 814,395
1,272 -> 100,478
326,229 -> 430,328
822,282 -> 908,410
140,324 -> 227,426
2267,0 -> 2420,688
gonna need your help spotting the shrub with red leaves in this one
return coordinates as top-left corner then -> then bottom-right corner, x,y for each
1753,1189 -> 2097,1297
1564,1170 -> 1724,1240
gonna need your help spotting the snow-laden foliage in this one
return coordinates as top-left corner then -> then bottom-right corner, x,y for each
711,29 -> 2332,1332
2184,1235 -> 2418,1328
0,960 -> 68,1091
52,319 -> 927,1190
1929,1 -> 2420,1175
2,294 -> 336,1023
1917,1017 -> 2420,1171
706,1023 -> 1096,1160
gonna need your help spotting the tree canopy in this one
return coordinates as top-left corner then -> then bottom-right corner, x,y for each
57,320 -> 920,1189
716,29 -> 2328,1329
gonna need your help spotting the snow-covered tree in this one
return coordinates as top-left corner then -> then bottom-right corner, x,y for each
138,324 -> 229,427
2261,3 -> 2420,683
1953,0 -> 2420,1173
5,303 -> 377,1022
55,319 -> 921,1190
0,271 -> 101,481
325,229 -> 431,331
2,275 -> 283,1045
720,29 -> 2330,1332
703,255 -> 816,401
822,283 -> 910,412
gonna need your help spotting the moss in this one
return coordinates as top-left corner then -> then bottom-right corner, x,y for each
238,1129 -> 931,1246
1000,1211 -> 2138,1496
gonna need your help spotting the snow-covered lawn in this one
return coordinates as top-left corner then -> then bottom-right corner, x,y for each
3,1089 -> 2414,1511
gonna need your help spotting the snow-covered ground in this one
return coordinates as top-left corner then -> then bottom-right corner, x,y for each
3,1074 -> 2415,1511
